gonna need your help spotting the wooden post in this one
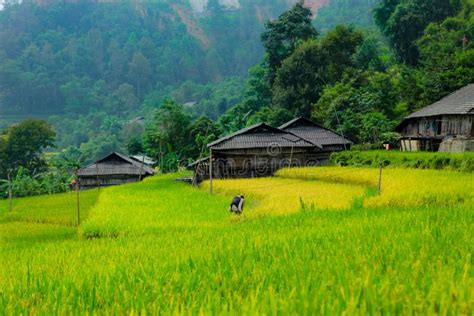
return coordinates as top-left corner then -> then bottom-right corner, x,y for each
75,169 -> 80,226
192,163 -> 198,186
378,163 -> 383,195
96,163 -> 100,192
7,170 -> 12,212
159,142 -> 163,172
289,145 -> 294,167
138,154 -> 145,181
209,149 -> 213,194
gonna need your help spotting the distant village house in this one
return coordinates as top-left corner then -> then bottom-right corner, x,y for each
77,152 -> 155,189
396,84 -> 474,152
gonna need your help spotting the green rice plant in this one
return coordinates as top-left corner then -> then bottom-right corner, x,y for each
79,174 -> 230,238
200,177 -> 366,217
0,189 -> 99,226
277,167 -> 473,208
0,167 -> 472,314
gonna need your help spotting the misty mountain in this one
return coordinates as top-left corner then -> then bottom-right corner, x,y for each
0,0 -> 379,118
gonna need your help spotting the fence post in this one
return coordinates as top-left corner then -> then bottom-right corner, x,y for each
96,163 -> 100,192
75,169 -> 80,226
139,154 -> 145,181
378,163 -> 383,195
7,170 -> 12,212
209,149 -> 213,194
289,145 -> 294,167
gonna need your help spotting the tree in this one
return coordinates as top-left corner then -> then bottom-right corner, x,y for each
354,36 -> 387,71
106,84 -> 139,113
0,136 -> 7,179
272,40 -> 326,117
261,1 -> 318,83
360,112 -> 396,144
315,0 -> 380,32
128,52 -> 152,99
313,71 -> 399,144
189,116 -> 221,158
217,64 -> 272,134
272,25 -> 363,117
143,98 -> 192,171
415,1 -> 474,103
1,119 -> 56,178
374,0 -> 462,65
247,106 -> 293,127
127,136 -> 144,155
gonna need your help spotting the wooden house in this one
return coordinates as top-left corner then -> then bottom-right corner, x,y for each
77,152 -> 155,189
189,118 -> 352,181
396,84 -> 474,152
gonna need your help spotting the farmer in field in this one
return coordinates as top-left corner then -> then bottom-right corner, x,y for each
229,195 -> 245,214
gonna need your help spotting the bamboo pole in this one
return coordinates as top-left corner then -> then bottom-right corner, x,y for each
289,145 -> 294,167
7,170 -> 12,212
378,163 -> 383,195
96,163 -> 100,192
209,149 -> 213,194
75,169 -> 80,226
139,154 -> 145,181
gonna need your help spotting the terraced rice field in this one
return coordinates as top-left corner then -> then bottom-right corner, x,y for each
0,167 -> 472,314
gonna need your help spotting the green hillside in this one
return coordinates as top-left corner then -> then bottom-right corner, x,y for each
315,0 -> 380,33
0,0 -> 384,156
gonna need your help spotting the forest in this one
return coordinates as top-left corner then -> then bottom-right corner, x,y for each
1,0 -> 473,195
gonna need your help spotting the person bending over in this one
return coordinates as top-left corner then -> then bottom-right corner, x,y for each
229,195 -> 245,214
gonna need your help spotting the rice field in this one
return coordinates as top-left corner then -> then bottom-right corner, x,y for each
0,166 -> 472,314
201,177 -> 367,217
0,189 -> 99,226
277,167 -> 474,208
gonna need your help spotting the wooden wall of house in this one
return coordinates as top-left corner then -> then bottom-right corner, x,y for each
79,175 -> 142,188
441,115 -> 473,136
400,139 -> 421,152
194,148 -> 332,181
402,115 -> 473,138
402,117 -> 439,137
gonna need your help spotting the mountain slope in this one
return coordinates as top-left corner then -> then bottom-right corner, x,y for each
0,0 -> 379,118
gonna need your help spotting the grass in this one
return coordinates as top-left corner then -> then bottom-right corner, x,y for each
331,150 -> 474,172
79,173 -> 230,238
0,189 -> 99,226
0,167 -> 472,314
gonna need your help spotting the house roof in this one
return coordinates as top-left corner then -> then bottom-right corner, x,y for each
405,84 -> 474,119
131,155 -> 156,166
78,152 -> 155,177
187,156 -> 210,169
208,123 -> 317,151
279,117 -> 353,147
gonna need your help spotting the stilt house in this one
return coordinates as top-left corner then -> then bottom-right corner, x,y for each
396,84 -> 474,152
